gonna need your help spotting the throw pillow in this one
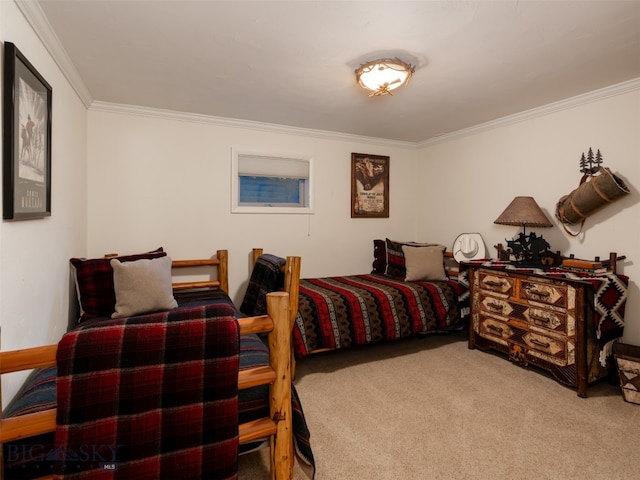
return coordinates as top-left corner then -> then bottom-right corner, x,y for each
111,256 -> 178,318
385,238 -> 434,278
402,244 -> 447,281
70,248 -> 166,321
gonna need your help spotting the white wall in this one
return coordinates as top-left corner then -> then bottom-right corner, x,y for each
87,85 -> 640,346
416,86 -> 640,344
86,107 -> 417,305
0,1 -> 88,407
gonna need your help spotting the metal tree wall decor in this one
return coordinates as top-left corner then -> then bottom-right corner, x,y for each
579,147 -> 604,175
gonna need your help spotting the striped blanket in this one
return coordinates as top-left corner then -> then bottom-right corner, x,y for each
54,303 -> 240,480
293,274 -> 467,358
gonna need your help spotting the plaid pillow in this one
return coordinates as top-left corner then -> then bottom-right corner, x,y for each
70,248 -> 166,321
385,238 -> 435,278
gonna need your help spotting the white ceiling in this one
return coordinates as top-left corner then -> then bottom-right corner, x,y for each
34,0 -> 640,143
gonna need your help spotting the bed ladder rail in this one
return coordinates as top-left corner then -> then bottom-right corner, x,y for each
238,292 -> 294,479
238,316 -> 279,445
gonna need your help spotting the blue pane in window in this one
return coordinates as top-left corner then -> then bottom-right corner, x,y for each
239,176 -> 301,204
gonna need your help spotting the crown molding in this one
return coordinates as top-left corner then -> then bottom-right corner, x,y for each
16,0 -> 93,107
89,101 -> 417,149
418,77 -> 640,148
91,76 -> 640,149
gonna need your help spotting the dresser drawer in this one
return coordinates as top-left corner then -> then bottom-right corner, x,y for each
477,316 -> 513,343
477,316 -> 569,365
520,279 -> 568,308
524,306 -> 569,335
477,270 -> 515,295
478,292 -> 569,335
523,331 -> 570,366
477,294 -> 512,318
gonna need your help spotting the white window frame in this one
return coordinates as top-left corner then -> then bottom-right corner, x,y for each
231,148 -> 314,214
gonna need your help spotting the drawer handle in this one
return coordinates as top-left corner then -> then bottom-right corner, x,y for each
487,324 -> 504,334
530,338 -> 551,348
529,313 -> 551,323
487,301 -> 504,312
484,280 -> 505,288
526,287 -> 550,298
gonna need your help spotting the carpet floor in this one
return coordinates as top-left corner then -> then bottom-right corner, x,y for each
238,331 -> 640,479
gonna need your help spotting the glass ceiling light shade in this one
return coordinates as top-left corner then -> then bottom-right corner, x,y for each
355,58 -> 415,96
494,196 -> 553,234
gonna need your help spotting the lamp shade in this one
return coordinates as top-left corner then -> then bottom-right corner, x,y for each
494,196 -> 552,228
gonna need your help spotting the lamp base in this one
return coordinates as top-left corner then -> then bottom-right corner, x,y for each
505,232 -> 551,263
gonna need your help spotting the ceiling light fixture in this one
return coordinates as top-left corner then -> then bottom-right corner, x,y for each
355,58 -> 415,96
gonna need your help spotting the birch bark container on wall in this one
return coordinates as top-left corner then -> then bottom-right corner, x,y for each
555,167 -> 630,234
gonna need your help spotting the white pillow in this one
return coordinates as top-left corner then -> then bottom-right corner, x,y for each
402,245 -> 447,281
111,256 -> 178,318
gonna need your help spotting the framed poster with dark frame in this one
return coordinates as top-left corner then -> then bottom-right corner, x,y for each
3,42 -> 52,220
351,153 -> 389,218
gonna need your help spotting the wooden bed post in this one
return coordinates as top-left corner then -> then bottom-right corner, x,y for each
252,248 -> 264,266
216,249 -> 229,294
283,256 -> 301,378
266,292 -> 294,480
283,257 -> 301,331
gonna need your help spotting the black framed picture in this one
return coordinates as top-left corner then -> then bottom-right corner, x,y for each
3,42 -> 52,220
351,153 -> 389,218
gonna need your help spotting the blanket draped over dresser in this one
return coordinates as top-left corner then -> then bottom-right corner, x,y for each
54,303 -> 240,480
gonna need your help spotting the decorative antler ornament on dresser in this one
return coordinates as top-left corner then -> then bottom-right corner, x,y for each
555,148 -> 630,236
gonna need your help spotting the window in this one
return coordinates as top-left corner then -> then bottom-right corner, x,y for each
231,149 -> 314,214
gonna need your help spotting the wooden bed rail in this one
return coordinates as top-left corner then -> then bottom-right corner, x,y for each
171,249 -> 229,294
0,346 -> 58,445
443,250 -> 460,279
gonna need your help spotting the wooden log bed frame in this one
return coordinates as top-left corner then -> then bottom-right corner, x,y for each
0,249 -> 302,480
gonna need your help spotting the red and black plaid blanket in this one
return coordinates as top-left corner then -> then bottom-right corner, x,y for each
293,274 -> 467,358
54,303 -> 240,480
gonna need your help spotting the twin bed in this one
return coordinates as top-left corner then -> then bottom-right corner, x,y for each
1,240 -> 468,479
290,239 -> 468,359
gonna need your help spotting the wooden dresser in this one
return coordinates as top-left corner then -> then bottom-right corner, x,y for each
467,264 -> 610,397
